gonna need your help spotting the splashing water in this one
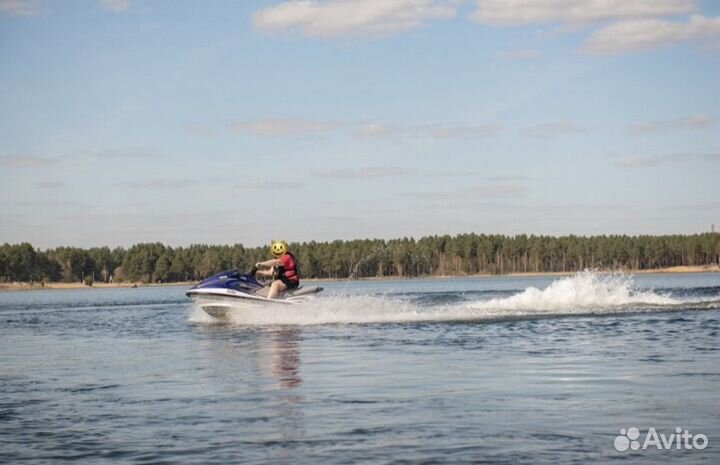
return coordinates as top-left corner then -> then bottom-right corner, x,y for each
469,271 -> 676,312
189,271 -> 718,326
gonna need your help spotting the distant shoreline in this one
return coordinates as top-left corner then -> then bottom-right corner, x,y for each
1,265 -> 718,292
0,281 -> 197,292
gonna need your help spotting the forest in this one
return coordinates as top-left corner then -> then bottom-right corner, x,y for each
1,233 -> 719,284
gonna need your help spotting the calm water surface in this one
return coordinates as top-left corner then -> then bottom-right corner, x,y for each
1,272 -> 719,464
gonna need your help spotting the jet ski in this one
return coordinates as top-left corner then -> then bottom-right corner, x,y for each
186,268 -> 323,319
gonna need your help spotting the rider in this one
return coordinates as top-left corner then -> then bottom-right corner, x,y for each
255,240 -> 299,299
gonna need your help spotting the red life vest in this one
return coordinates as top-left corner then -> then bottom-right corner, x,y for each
278,252 -> 299,283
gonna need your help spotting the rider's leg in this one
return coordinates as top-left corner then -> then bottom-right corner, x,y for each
268,279 -> 288,299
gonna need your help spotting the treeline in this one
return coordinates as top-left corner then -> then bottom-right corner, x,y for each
1,233 -> 719,284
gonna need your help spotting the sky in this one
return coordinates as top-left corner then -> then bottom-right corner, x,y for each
1,0 -> 719,249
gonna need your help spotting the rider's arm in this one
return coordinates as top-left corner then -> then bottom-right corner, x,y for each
256,269 -> 273,278
256,259 -> 281,268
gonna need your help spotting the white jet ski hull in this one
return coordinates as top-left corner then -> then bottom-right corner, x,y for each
188,286 -> 323,319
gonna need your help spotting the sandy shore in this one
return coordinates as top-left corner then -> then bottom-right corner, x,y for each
1,265 -> 718,292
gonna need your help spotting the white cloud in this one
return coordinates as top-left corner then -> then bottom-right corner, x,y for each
116,179 -> 200,189
231,118 -> 501,139
352,122 -> 402,138
626,114 -> 713,135
0,148 -> 166,170
252,0 -> 716,55
496,49 -> 544,60
236,180 -> 306,190
0,155 -> 59,168
354,122 -> 501,139
586,14 -> 720,53
521,121 -> 585,138
465,183 -> 528,197
662,201 -> 720,211
35,181 -> 65,189
615,152 -> 720,168
253,0 -> 457,38
313,166 -> 417,179
0,0 -> 38,16
92,147 -> 165,160
470,0 -> 696,26
7,148 -> 165,168
232,118 -> 342,136
415,123 -> 502,138
100,0 -> 130,13
17,200 -> 84,207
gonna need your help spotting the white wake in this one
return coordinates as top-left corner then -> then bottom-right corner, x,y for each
468,271 -> 676,312
189,271 -> 712,326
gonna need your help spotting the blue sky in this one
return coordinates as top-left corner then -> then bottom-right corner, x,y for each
1,0 -> 719,249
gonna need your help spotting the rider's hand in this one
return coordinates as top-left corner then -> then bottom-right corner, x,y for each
255,262 -> 261,268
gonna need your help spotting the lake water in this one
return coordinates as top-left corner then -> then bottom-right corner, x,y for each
1,272 -> 719,464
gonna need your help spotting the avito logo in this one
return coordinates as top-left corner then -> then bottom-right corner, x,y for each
614,427 -> 708,452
